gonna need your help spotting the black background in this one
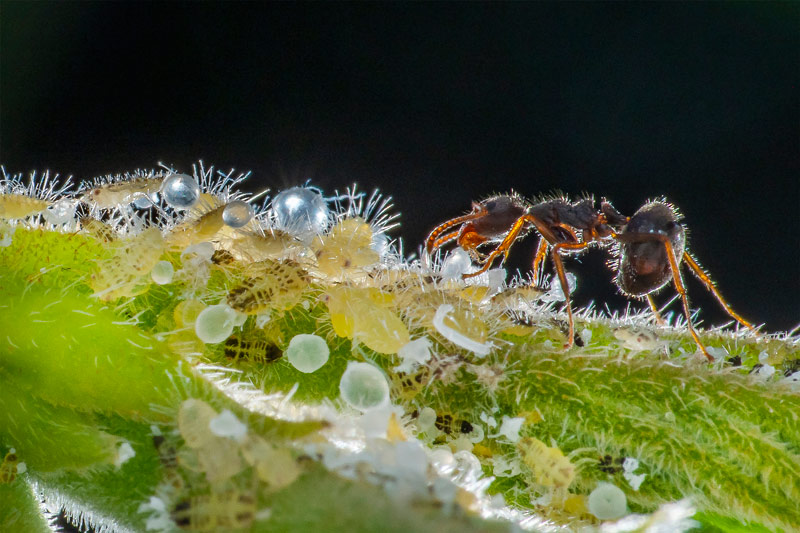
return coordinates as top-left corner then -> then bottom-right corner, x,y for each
2,2 -> 798,332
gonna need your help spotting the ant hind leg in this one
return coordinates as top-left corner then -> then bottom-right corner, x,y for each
682,252 -> 757,332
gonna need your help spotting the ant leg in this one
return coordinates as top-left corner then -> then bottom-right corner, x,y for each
550,241 -> 590,349
428,229 -> 461,254
462,215 -> 532,279
646,295 -> 667,325
659,240 -> 714,362
682,252 -> 757,332
425,211 -> 485,254
531,238 -> 549,288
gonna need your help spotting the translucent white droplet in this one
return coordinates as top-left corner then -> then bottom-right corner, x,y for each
272,187 -> 330,237
222,200 -> 254,228
150,260 -> 174,285
194,304 -> 238,344
209,409 -> 248,442
162,173 -> 200,209
588,482 -> 627,520
286,333 -> 330,373
339,361 -> 390,411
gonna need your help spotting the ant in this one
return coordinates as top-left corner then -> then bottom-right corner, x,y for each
425,193 -> 757,362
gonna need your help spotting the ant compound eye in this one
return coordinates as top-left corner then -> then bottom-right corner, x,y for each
484,200 -> 497,211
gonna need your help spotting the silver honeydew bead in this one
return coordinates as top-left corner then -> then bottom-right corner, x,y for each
222,200 -> 254,228
271,186 -> 330,236
162,173 -> 201,209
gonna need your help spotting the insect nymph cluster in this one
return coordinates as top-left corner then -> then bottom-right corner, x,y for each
1,161 -> 793,533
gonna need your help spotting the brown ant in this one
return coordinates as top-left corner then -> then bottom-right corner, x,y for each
608,199 -> 757,361
425,194 -> 757,362
425,193 -> 621,350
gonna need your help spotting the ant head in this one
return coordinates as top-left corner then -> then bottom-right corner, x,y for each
614,200 -> 686,297
625,201 -> 683,241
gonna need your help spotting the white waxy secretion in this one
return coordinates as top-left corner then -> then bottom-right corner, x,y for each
42,198 -> 78,225
222,200 -> 254,228
272,187 -> 330,237
285,334 -> 330,373
339,361 -> 390,412
393,337 -> 432,373
209,409 -> 248,442
162,173 -> 200,209
194,304 -> 238,344
588,482 -> 627,520
150,260 -> 174,285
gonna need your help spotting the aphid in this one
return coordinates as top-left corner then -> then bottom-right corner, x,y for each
426,193 -> 620,349
211,248 -> 236,265
0,170 -> 70,219
232,229 -> 304,262
167,204 -> 226,248
0,193 -> 50,219
598,454 -> 625,475
608,199 -> 757,361
89,227 -> 166,300
177,399 -> 244,484
517,437 -> 575,489
152,435 -> 184,491
325,286 -> 410,355
390,366 -> 431,402
226,259 -> 310,314
311,217 -> 380,277
0,450 -> 19,484
80,217 -> 118,242
434,412 -> 475,436
80,171 -> 164,209
171,491 -> 256,532
224,333 -> 283,364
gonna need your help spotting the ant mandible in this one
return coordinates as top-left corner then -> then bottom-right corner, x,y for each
425,193 -> 757,362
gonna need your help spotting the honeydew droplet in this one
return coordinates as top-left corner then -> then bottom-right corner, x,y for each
195,304 -> 238,344
285,334 -> 329,373
222,200 -> 254,228
588,482 -> 627,520
272,187 -> 330,237
339,361 -> 390,411
150,260 -> 174,285
162,173 -> 200,209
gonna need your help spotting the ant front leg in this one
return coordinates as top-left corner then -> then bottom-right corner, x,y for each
424,209 -> 486,255
550,241 -> 590,349
530,238 -> 549,288
461,214 -> 532,279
